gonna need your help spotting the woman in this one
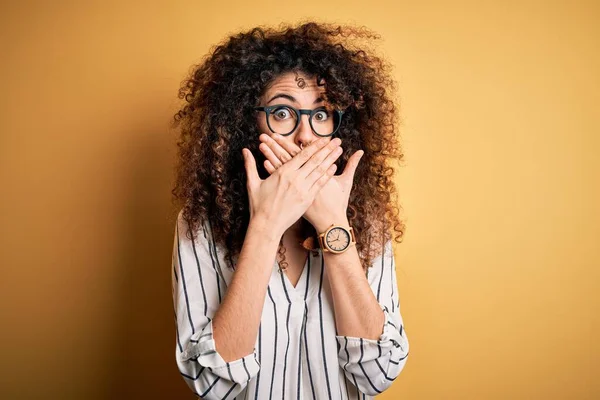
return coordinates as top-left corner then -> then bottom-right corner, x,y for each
171,21 -> 409,399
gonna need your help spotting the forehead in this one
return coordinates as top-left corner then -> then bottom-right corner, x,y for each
263,71 -> 326,96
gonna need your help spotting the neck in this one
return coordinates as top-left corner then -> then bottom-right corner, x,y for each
282,218 -> 320,252
285,218 -> 304,241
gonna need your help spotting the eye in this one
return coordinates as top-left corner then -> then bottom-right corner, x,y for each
312,109 -> 330,122
272,106 -> 294,120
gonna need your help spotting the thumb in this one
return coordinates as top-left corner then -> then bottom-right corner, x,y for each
242,148 -> 261,190
341,149 -> 364,184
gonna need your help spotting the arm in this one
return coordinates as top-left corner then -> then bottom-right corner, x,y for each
318,218 -> 409,396
172,210 -> 280,399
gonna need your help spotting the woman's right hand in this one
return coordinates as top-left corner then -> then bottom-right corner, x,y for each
242,136 -> 342,237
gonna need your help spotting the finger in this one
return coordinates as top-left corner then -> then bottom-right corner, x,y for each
309,163 -> 337,197
242,148 -> 261,190
296,137 -> 341,180
341,149 -> 365,183
259,142 -> 283,168
281,136 -> 332,173
305,144 -> 343,187
264,159 -> 276,175
260,133 -> 294,163
270,133 -> 302,158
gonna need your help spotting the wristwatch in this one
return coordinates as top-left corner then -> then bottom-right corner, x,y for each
317,223 -> 356,254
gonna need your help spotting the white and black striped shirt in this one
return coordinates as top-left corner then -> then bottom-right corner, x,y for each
172,209 -> 409,399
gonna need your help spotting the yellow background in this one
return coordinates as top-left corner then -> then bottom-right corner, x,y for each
1,1 -> 598,399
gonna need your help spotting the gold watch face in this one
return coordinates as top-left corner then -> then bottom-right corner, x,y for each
325,227 -> 350,252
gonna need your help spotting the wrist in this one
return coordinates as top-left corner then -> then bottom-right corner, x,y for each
249,215 -> 283,244
313,214 -> 350,234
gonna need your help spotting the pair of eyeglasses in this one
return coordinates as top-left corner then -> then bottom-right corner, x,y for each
254,104 -> 345,137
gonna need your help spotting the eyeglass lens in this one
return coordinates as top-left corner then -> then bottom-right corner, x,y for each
267,106 -> 341,136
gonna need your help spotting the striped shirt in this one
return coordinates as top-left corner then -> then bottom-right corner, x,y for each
172,209 -> 409,399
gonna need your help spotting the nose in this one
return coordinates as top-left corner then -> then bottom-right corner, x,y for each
294,113 -> 317,148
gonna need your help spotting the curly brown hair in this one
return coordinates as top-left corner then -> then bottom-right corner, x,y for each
170,20 -> 406,274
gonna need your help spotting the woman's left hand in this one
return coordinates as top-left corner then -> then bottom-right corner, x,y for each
258,133 -> 364,233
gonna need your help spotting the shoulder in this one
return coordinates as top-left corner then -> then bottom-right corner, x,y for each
175,208 -> 214,250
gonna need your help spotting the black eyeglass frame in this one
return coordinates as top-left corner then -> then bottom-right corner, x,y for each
253,104 -> 345,137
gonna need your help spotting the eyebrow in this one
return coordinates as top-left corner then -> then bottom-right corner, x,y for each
266,93 -> 324,105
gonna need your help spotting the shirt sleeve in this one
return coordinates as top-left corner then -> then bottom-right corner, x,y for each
172,210 -> 261,399
335,238 -> 410,396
